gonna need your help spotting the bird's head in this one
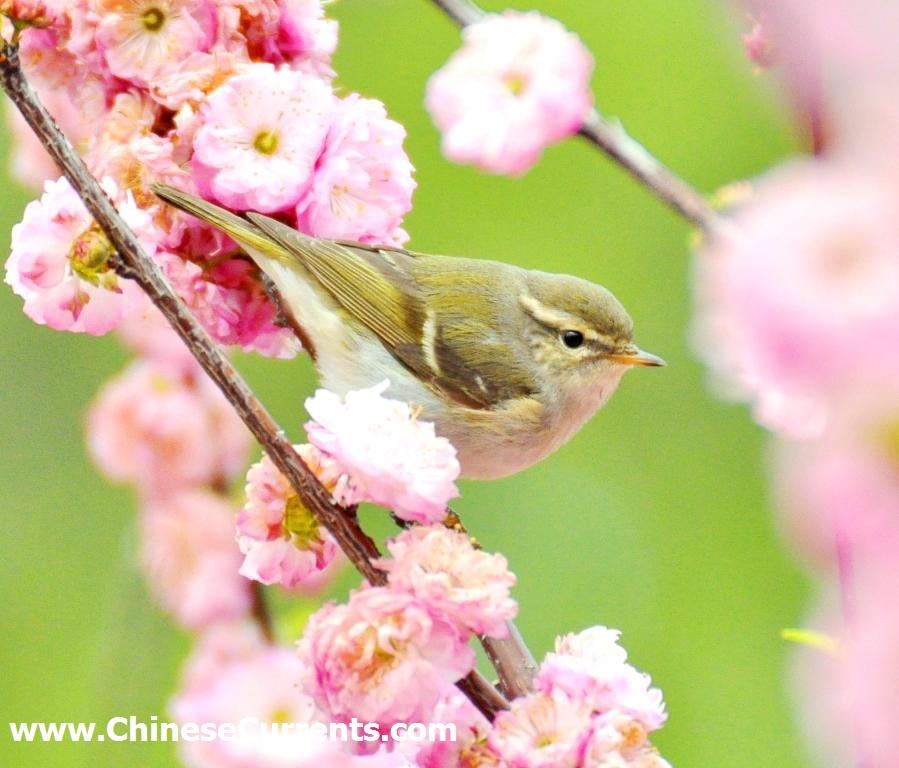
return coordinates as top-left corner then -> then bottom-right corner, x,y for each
521,271 -> 664,402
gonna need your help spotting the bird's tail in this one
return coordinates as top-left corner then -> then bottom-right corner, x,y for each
150,184 -> 287,261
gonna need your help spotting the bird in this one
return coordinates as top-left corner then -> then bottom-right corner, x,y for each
152,184 -> 664,480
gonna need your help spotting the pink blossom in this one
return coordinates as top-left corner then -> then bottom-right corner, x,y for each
839,565 -> 899,766
97,90 -> 160,146
62,1 -> 107,76
16,7 -> 80,85
87,360 -> 252,498
743,0 -> 899,95
286,547 -> 347,596
426,11 -> 593,175
375,525 -> 517,639
295,94 -> 415,245
148,49 -> 241,110
83,93 -> 196,221
86,131 -> 198,249
171,644 -> 345,768
93,0 -> 216,86
158,251 -> 300,358
742,1 -> 899,157
0,0 -> 56,26
206,256 -> 301,357
141,490 -> 250,629
584,712 -> 671,768
179,621 -> 268,691
213,0 -> 279,59
784,485 -> 899,766
297,586 -> 475,728
489,690 -> 593,768
5,176 -> 153,335
237,444 -> 341,590
275,0 -> 337,76
774,374 -> 899,560
192,63 -> 336,212
84,90 -> 160,169
693,160 -> 899,438
535,627 -> 667,732
304,381 -> 460,524
775,440 -> 899,573
5,20 -> 102,189
415,689 -> 497,768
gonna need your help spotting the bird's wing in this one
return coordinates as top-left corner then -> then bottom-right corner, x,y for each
246,213 -> 538,409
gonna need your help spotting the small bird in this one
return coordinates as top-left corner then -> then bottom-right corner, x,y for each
152,184 -> 663,480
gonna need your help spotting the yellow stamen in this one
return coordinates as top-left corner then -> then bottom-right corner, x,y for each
283,495 -> 324,549
69,227 -> 117,289
141,7 -> 165,32
505,74 -> 526,95
253,130 -> 279,156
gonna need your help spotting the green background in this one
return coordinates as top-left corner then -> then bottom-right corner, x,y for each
0,1 -> 810,766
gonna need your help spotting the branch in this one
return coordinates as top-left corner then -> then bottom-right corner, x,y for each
430,0 -> 484,26
0,39 -> 506,719
426,0 -> 720,230
439,511 -> 538,698
482,621 -> 539,700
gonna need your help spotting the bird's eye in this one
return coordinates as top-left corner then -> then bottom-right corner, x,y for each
562,330 -> 584,349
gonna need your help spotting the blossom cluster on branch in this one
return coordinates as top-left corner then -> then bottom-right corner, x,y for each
426,10 -> 594,176
694,2 -> 899,764
4,0 -> 414,353
1,1 -> 674,766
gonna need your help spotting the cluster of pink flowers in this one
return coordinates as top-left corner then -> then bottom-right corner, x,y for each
170,623 -> 416,767
426,11 -> 593,176
4,0 -> 415,353
696,2 -> 899,763
88,360 -> 250,496
237,443 -> 342,591
483,628 -> 667,767
234,380 -> 462,591
2,0 -> 415,726
293,520 -> 667,765
304,381 -> 461,524
86,357 -> 255,629
2,4 -> 678,766
375,524 -> 517,638
6,176 -> 153,335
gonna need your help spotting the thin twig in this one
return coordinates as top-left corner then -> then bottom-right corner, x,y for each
0,39 -> 506,719
430,0 -> 485,26
577,111 -> 718,229
425,0 -> 720,230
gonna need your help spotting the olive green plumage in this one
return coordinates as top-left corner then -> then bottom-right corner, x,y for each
151,183 -> 662,479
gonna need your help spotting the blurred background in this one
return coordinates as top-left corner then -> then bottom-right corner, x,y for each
0,0 -> 810,766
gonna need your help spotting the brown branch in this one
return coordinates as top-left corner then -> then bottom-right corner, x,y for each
482,621 -> 538,700
439,510 -> 538,699
426,0 -> 720,230
430,0 -> 485,26
577,111 -> 718,230
0,39 -> 506,719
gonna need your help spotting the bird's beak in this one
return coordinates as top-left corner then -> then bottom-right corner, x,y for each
607,345 -> 666,367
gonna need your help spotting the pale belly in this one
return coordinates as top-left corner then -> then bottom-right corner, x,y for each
319,331 -> 626,480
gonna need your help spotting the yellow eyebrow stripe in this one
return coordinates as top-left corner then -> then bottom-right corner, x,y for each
518,293 -> 599,340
